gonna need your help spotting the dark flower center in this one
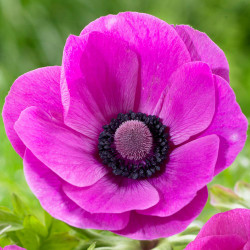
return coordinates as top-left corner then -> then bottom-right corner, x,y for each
98,111 -> 169,179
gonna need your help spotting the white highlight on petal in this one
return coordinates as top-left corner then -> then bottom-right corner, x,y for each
230,133 -> 239,142
105,16 -> 117,30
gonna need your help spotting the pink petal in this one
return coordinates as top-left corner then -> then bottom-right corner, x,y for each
197,209 -> 250,242
175,25 -> 230,83
155,62 -> 215,145
139,135 -> 219,217
14,107 -> 108,187
80,12 -> 191,114
24,150 -> 130,231
199,75 -> 248,175
2,66 -> 61,157
4,246 -> 26,250
113,187 -> 208,240
63,174 -> 159,213
185,235 -> 246,250
243,242 -> 250,250
61,32 -> 139,138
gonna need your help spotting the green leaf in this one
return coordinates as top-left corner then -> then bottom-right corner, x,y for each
0,235 -> 12,247
12,193 -> 28,218
44,211 -> 53,231
210,184 -> 246,210
48,218 -> 70,234
16,228 -> 40,250
0,207 -> 21,223
0,207 -> 23,234
6,231 -> 22,246
23,215 -> 48,238
40,233 -> 79,250
87,242 -> 96,250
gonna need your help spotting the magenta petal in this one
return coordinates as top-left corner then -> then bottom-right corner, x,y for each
24,150 -> 130,231
186,209 -> 250,250
63,174 -> 159,213
199,75 -> 248,175
243,242 -> 250,250
197,209 -> 250,242
4,246 -> 26,250
14,107 -> 108,187
61,32 -> 139,138
156,62 -> 215,145
114,187 -> 208,240
80,12 -> 191,114
139,135 -> 219,217
175,25 -> 230,83
2,66 -> 61,157
185,235 -> 246,250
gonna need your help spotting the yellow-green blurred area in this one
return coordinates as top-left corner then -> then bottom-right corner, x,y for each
0,0 -> 250,222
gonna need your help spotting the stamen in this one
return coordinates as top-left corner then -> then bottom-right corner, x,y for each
114,120 -> 153,161
98,111 -> 169,179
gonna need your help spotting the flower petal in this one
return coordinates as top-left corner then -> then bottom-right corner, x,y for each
61,32 -> 139,139
199,75 -> 248,175
14,106 -> 108,187
185,235 -> 246,250
197,209 -> 250,241
175,25 -> 230,83
139,135 -> 219,217
23,150 -> 130,231
155,62 -> 215,145
114,187 -> 208,240
63,174 -> 159,213
2,66 -> 62,157
80,12 -> 191,114
4,246 -> 26,250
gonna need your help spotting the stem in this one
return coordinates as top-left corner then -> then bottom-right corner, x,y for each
140,240 -> 159,250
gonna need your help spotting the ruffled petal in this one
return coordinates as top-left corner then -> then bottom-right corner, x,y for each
63,174 -> 159,213
2,66 -> 61,157
199,75 -> 248,175
80,12 -> 191,114
24,150 -> 130,231
175,25 -> 230,82
61,32 -> 139,139
139,135 -> 219,217
155,62 -> 215,145
185,235 -> 246,250
14,107 -> 108,187
113,187 -> 208,240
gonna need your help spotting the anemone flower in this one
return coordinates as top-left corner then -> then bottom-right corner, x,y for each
2,12 -> 247,240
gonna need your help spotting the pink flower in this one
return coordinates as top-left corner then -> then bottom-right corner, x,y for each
0,246 -> 26,250
185,209 -> 250,250
2,12 -> 247,240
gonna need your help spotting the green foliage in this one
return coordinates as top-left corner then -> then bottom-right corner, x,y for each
12,193 -> 30,218
39,233 -> 79,250
23,215 -> 48,238
87,242 -> 96,250
0,195 -> 80,249
0,207 -> 23,233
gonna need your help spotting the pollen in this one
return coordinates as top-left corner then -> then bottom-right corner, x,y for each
114,120 -> 153,161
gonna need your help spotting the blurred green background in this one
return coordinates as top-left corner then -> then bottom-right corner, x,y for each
0,0 -> 249,223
